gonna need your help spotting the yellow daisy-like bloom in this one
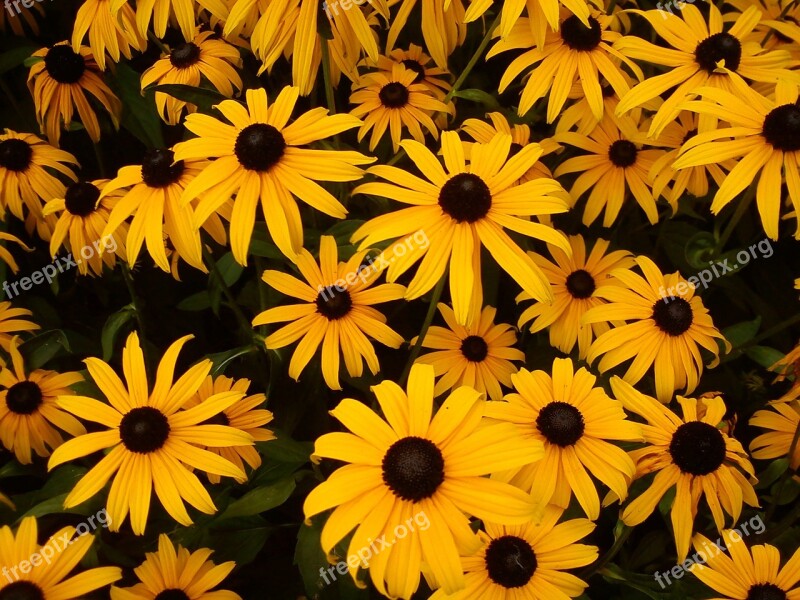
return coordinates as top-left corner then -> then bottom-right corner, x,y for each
303,363 -> 544,597
611,378 -> 758,561
0,233 -> 33,274
0,517 -> 121,599
768,342 -> 800,403
371,44 -> 451,102
110,533 -> 241,600
174,87 -> 373,264
0,129 -> 78,241
518,234 -> 634,360
386,0 -> 467,70
43,178 -> 128,276
614,4 -> 799,137
490,10 -> 642,124
486,358 -> 642,520
100,148 -> 228,273
350,63 -> 452,152
352,131 -> 571,326
584,255 -> 727,403
412,304 -> 525,401
0,302 -> 39,352
47,332 -> 254,535
27,42 -> 121,147
0,336 -> 85,465
185,374 -> 274,484
750,400 -> 800,476
674,81 -> 800,240
111,0 -> 227,42
253,235 -> 404,390
688,529 -> 800,599
554,111 -> 666,227
726,0 -> 800,56
141,30 -> 243,126
71,0 -> 145,70
496,0 -> 593,48
428,507 -> 597,600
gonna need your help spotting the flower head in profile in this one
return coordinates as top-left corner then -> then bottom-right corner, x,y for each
0,302 -> 39,352
0,233 -> 33,275
71,0 -> 145,70
749,400 -> 800,478
768,342 -> 800,403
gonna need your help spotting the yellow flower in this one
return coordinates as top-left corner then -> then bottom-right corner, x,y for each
750,400 -> 800,476
71,0 -> 145,70
0,302 -> 39,352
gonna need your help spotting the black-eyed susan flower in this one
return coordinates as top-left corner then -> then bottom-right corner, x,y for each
71,0 -> 145,70
386,0 -> 467,70
254,235 -> 404,390
350,63 -> 452,152
47,332 -> 254,535
0,302 -> 38,352
584,256 -> 728,403
750,400 -> 800,476
0,233 -> 33,274
43,178 -> 128,276
727,0 -> 800,59
114,0 -> 227,42
185,374 -> 274,484
352,132 -> 572,326
688,529 -> 800,599
555,111 -> 666,226
614,4 -> 798,137
674,81 -> 800,240
489,10 -> 642,124
110,533 -> 241,600
27,42 -> 121,147
303,363 -> 544,597
0,516 -> 121,598
486,358 -> 642,520
0,129 -> 78,241
518,234 -> 634,360
497,0 -> 593,48
174,87 -> 373,264
428,507 -> 597,600
413,303 -> 524,401
611,378 -> 758,561
372,43 -> 451,102
0,336 -> 85,465
141,30 -> 243,126
769,342 -> 800,403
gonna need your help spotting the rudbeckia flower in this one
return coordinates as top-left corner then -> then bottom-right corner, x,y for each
47,332 -> 254,535
673,81 -> 800,240
614,4 -> 798,137
371,44 -> 452,102
303,363 -> 544,597
185,374 -> 274,483
110,533 -> 241,600
141,30 -> 243,126
750,400 -> 800,477
386,0 -> 467,70
71,0 -> 145,70
497,0 -> 592,48
428,507 -> 597,599
0,517 -> 121,598
611,378 -> 758,561
352,131 -> 572,326
253,235 -> 404,390
112,0 -> 227,42
27,42 -> 121,147
768,342 -> 800,403
0,129 -> 78,241
0,302 -> 39,352
43,178 -> 128,276
584,256 -> 728,403
517,234 -> 634,360
0,336 -> 85,465
174,87 -> 373,264
413,304 -> 525,401
486,358 -> 642,520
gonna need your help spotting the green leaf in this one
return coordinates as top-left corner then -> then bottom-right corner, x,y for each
722,317 -> 761,349
19,330 -> 71,370
453,88 -> 501,110
685,232 -> 716,270
215,252 -> 244,288
208,345 -> 257,376
101,306 -> 136,360
756,458 -> 788,489
146,83 -> 228,111
0,45 -> 37,75
745,346 -> 784,370
218,478 -> 296,520
109,63 -> 164,148
177,291 -> 212,311
22,56 -> 43,68
295,515 -> 332,598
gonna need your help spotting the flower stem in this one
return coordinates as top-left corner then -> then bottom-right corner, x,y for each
716,181 -> 755,252
120,263 -> 153,375
203,246 -> 255,342
580,523 -> 632,579
443,11 -> 502,104
399,275 -> 446,385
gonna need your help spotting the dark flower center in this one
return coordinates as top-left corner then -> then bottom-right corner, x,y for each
169,42 -> 201,68
200,411 -> 230,426
438,173 -> 492,223
44,45 -> 86,84
0,581 -> 45,600
119,406 -> 171,454
536,401 -> 585,446
695,32 -> 742,73
485,535 -> 537,588
0,139 -> 33,172
141,148 -> 185,188
234,123 -> 286,172
608,140 -> 638,167
401,59 -> 426,83
682,128 -> 698,145
315,286 -> 353,320
379,82 -> 410,108
154,591 -> 191,600
561,16 -> 603,51
64,181 -> 101,217
762,104 -> 800,152
460,335 -> 488,362
746,584 -> 788,600
6,381 -> 43,415
382,436 -> 445,502
565,269 -> 596,299
669,421 -> 727,475
652,297 -> 693,336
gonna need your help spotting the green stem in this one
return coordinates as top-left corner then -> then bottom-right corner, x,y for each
120,264 -> 153,375
722,312 -> 800,363
580,524 -> 633,579
764,414 -> 800,524
399,275 -> 446,385
93,143 -> 107,178
203,247 -> 255,341
441,11 -> 502,107
147,31 -> 169,55
716,181 -> 755,252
